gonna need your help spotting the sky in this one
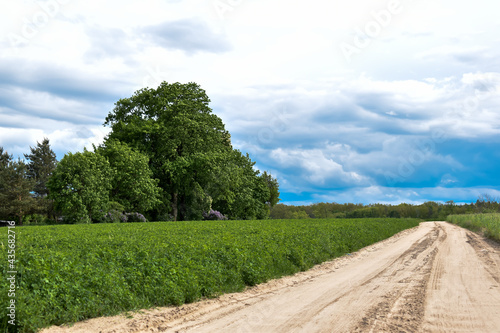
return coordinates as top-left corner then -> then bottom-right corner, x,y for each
1,0 -> 500,206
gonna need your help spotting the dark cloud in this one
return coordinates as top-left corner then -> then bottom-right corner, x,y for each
142,18 -> 231,54
0,58 -> 137,131
84,26 -> 139,63
0,59 -> 128,103
213,75 -> 500,204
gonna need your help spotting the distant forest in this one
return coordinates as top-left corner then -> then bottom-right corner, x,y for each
270,196 -> 500,221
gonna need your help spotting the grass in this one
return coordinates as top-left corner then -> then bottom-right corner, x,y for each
447,213 -> 500,242
0,218 -> 420,332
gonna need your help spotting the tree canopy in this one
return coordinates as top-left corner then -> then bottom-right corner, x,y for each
47,149 -> 113,223
24,138 -> 57,198
96,140 -> 162,213
1,82 -> 280,224
104,81 -> 279,221
0,149 -> 37,225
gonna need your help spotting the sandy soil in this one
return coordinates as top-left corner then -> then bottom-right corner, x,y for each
42,221 -> 500,333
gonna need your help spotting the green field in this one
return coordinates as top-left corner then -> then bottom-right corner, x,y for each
447,213 -> 500,242
0,218 -> 420,332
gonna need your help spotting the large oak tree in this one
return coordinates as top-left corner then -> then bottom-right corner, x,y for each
104,81 -> 279,221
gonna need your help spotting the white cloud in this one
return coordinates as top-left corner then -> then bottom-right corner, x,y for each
312,186 -> 500,206
1,0 -> 500,204
141,18 -> 232,54
270,147 -> 370,186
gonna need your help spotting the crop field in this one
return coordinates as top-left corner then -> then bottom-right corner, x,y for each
447,213 -> 500,242
0,218 -> 420,332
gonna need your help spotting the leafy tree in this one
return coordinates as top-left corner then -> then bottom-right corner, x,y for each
47,149 -> 113,223
269,203 -> 294,219
260,171 -> 280,208
0,147 -> 10,168
24,138 -> 57,197
96,140 -> 162,214
476,193 -> 499,213
104,82 -> 235,221
0,147 -> 13,220
207,150 -> 272,220
0,148 -> 37,225
291,210 -> 310,219
24,138 -> 58,220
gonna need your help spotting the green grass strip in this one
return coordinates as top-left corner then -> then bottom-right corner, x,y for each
447,213 -> 500,242
0,218 -> 420,332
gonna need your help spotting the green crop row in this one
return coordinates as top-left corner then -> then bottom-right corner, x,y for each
0,218 -> 420,332
447,213 -> 500,241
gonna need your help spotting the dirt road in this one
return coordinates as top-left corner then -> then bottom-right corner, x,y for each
44,221 -> 500,333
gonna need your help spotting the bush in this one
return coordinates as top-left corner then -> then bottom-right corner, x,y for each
203,209 -> 228,220
156,213 -> 175,222
23,214 -> 57,225
103,210 -> 127,223
125,212 -> 147,222
108,201 -> 126,212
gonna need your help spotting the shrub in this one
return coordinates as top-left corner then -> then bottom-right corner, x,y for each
103,210 -> 128,223
125,212 -> 147,222
203,209 -> 228,220
108,201 -> 126,212
23,214 -> 57,225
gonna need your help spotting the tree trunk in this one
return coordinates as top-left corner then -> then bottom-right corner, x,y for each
18,195 -> 23,226
172,191 -> 178,222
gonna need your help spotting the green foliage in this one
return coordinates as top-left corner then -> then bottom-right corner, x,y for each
183,182 -> 212,221
101,210 -> 127,223
0,152 -> 37,225
24,138 -> 57,198
22,214 -> 56,225
207,150 -> 272,220
104,81 -> 279,221
23,138 -> 58,221
271,200 -> 486,220
96,140 -> 162,213
47,149 -> 113,223
474,194 -> 500,213
447,213 -> 500,242
261,171 -> 280,208
108,201 -> 125,212
125,212 -> 147,222
104,81 -> 232,221
0,218 -> 420,332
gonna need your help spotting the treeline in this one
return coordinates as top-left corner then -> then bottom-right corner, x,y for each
0,140 -> 57,225
0,82 -> 280,225
270,197 -> 500,221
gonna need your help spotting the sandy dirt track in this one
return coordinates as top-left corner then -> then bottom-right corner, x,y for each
43,221 -> 500,333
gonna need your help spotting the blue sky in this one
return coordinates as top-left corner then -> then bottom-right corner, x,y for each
1,0 -> 499,205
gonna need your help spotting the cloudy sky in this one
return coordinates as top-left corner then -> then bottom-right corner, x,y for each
1,0 -> 500,205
